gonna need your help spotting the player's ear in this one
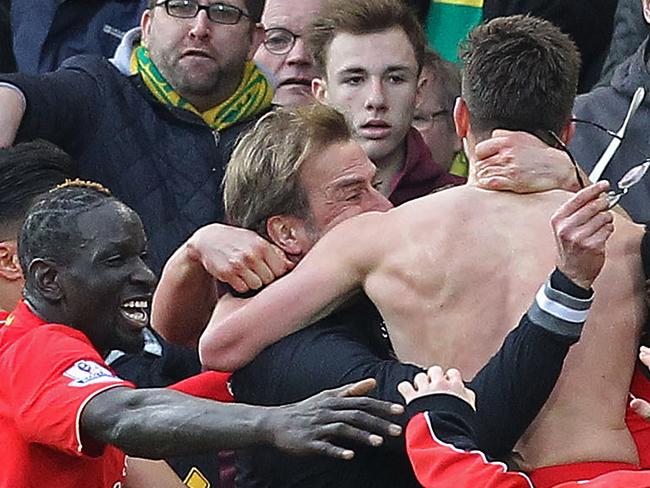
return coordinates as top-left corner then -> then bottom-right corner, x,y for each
266,215 -> 310,258
29,259 -> 64,302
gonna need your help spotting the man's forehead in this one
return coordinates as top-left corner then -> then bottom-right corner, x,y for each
75,202 -> 141,239
326,28 -> 418,73
303,141 -> 376,185
262,0 -> 323,28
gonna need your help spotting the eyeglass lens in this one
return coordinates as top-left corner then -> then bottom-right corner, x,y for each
606,160 -> 650,209
264,28 -> 296,54
166,0 -> 245,24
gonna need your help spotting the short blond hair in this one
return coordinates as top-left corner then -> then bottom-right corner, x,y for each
224,104 -> 351,238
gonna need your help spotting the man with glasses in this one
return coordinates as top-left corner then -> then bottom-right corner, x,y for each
0,0 -> 272,275
253,0 -> 324,107
201,15 -> 648,481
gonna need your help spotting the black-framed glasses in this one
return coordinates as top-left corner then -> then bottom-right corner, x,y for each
542,129 -> 587,190
155,0 -> 250,25
263,27 -> 300,55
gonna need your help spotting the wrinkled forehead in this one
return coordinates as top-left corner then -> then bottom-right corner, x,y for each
262,0 -> 324,29
300,140 -> 376,190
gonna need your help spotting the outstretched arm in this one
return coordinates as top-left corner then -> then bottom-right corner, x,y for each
152,223 -> 293,346
199,213 -> 384,371
82,378 -> 403,460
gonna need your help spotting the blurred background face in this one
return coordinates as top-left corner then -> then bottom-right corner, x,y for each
315,28 -> 419,166
255,0 -> 324,106
413,64 -> 462,170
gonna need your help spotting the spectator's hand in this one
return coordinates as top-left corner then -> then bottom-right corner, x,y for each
630,346 -> 650,420
397,366 -> 476,410
551,181 -> 614,289
187,223 -> 294,293
267,378 -> 403,460
475,129 -> 579,193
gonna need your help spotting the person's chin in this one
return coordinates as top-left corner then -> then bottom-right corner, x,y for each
273,86 -> 313,107
360,138 -> 395,162
113,327 -> 146,354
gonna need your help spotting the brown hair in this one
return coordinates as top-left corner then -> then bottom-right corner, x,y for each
224,104 -> 352,238
147,0 -> 265,22
307,0 -> 427,75
420,49 -> 461,124
460,15 -> 581,137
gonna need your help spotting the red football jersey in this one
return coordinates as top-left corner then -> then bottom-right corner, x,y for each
0,301 -> 134,487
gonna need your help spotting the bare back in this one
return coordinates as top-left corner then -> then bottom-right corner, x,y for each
363,185 -> 646,468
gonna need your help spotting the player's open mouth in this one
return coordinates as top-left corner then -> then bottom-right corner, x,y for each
120,299 -> 149,328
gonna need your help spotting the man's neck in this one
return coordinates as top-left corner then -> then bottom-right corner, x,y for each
462,137 -> 481,188
182,90 -> 234,113
373,142 -> 407,196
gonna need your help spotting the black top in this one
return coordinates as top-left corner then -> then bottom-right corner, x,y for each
232,273 -> 585,487
232,295 -> 424,488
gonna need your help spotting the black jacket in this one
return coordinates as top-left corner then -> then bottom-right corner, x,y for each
0,56 -> 262,273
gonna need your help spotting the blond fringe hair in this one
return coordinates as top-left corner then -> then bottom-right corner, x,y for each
224,103 -> 351,238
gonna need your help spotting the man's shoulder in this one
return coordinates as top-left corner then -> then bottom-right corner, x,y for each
59,54 -> 123,78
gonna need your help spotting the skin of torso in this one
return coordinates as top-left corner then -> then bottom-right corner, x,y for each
363,185 -> 646,468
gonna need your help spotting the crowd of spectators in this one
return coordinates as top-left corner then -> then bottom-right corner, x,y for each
2,1 -> 650,487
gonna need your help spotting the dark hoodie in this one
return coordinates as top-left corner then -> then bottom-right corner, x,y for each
571,39 -> 650,225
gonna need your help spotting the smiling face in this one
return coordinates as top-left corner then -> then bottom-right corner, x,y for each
254,0 -> 324,106
313,27 -> 419,168
58,202 -> 156,355
141,0 -> 263,111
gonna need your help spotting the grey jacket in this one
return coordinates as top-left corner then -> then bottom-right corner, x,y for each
571,39 -> 650,224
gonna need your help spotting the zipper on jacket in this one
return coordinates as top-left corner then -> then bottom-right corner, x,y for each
213,130 -> 221,147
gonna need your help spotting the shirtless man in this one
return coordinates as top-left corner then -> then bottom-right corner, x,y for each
200,15 -> 647,473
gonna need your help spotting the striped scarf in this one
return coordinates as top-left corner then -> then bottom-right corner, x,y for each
425,0 -> 484,63
132,45 -> 273,130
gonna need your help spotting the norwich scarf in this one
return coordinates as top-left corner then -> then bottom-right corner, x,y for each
131,45 -> 273,130
425,0 -> 484,63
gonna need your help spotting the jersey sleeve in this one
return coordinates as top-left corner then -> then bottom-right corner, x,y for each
168,371 -> 234,402
405,396 -> 533,488
1,325 -> 133,457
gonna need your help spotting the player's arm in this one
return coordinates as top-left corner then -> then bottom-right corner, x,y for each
152,223 -> 293,347
399,368 -> 533,488
199,213 -> 384,372
81,378 -> 403,460
0,68 -> 101,151
123,458 -> 185,488
474,129 -> 583,193
0,86 -> 25,147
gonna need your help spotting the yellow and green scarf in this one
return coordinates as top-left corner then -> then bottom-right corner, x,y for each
131,45 -> 273,131
425,0 -> 484,63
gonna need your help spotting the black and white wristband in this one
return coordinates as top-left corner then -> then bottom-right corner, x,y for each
527,268 -> 594,341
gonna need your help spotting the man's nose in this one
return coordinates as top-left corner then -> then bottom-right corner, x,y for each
370,190 -> 393,212
286,38 -> 312,67
189,9 -> 211,39
131,258 -> 157,289
364,78 -> 387,111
